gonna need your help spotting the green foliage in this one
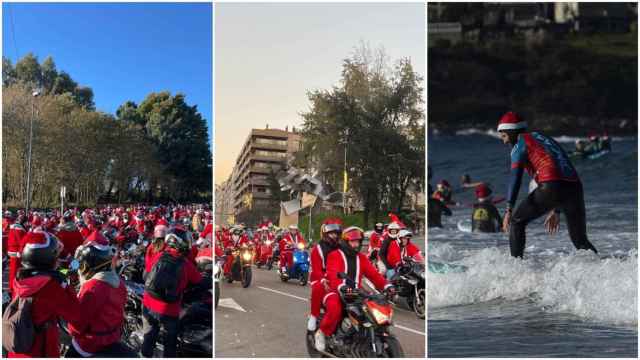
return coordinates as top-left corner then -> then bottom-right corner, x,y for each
429,37 -> 638,135
2,53 -> 95,110
300,44 -> 425,227
2,54 -> 211,207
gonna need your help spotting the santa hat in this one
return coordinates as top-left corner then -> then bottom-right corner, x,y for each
388,213 -> 406,229
475,183 -> 492,199
497,111 -> 527,132
22,230 -> 59,251
84,230 -> 111,251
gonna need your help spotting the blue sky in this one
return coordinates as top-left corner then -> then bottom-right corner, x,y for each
2,2 -> 213,139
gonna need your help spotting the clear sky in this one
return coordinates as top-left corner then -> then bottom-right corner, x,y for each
2,2 -> 212,140
215,2 -> 425,184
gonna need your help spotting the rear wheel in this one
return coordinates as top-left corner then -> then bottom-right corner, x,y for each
299,272 -> 308,286
305,330 -> 326,358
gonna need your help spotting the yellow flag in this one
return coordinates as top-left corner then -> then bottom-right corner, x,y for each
343,170 -> 348,193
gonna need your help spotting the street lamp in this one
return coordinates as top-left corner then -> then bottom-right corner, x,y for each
25,89 -> 41,214
342,129 -> 349,214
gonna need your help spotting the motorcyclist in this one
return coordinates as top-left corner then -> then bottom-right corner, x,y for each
2,210 -> 14,261
377,221 -> 402,275
144,224 -> 168,277
141,227 -> 204,357
307,218 -> 342,331
280,224 -> 306,275
383,229 -> 424,280
314,226 -> 394,352
66,231 -> 133,357
55,210 -> 84,263
368,222 -> 384,262
7,214 -> 28,297
8,230 -> 84,357
223,226 -> 250,277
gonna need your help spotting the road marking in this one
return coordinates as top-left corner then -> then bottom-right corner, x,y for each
219,298 -> 247,312
257,286 -> 425,336
258,286 -> 309,302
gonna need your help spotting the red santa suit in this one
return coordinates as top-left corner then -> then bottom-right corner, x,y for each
7,223 -> 26,295
385,239 -> 423,269
319,248 -> 391,336
223,233 -> 250,275
309,242 -> 335,318
280,232 -> 306,271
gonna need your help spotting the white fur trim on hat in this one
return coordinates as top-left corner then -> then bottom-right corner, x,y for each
497,121 -> 527,131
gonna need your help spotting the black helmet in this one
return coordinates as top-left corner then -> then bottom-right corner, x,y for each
165,226 -> 192,254
374,222 -> 384,233
75,231 -> 113,276
21,230 -> 63,270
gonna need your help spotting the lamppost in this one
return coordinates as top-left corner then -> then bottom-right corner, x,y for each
25,89 -> 41,214
342,129 -> 349,214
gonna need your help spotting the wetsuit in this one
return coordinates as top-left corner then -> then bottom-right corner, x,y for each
428,198 -> 451,228
471,201 -> 501,233
507,132 -> 597,257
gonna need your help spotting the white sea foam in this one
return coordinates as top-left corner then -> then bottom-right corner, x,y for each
429,245 -> 638,325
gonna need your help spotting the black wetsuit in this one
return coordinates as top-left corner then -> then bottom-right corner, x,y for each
471,202 -> 501,233
511,181 -> 597,257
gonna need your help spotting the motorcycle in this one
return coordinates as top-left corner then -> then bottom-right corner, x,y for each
116,242 -> 146,283
255,239 -> 275,270
122,274 -> 212,357
226,243 -> 254,288
213,257 -> 224,309
391,257 -> 425,319
305,273 -> 404,358
279,242 -> 310,286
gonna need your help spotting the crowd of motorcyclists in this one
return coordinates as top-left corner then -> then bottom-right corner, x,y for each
2,204 -> 213,358
216,213 -> 424,357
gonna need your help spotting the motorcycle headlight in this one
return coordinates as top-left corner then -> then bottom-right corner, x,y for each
297,243 -> 305,250
212,264 -> 219,275
367,300 -> 393,325
242,252 -> 252,261
265,240 -> 272,246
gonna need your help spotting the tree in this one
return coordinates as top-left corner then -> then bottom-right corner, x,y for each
300,44 -> 425,228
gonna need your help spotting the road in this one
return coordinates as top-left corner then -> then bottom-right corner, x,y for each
215,258 -> 425,358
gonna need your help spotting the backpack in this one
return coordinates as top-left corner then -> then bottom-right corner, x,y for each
2,296 -> 50,354
145,252 -> 185,303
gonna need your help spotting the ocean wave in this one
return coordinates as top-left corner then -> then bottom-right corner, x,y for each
451,128 -> 632,143
428,246 -> 638,326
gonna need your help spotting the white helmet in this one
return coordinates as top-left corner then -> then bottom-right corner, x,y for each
387,222 -> 401,238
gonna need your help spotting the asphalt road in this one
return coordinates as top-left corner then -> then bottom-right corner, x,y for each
215,256 -> 425,358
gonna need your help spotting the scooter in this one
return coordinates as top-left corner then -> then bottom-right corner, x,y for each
279,242 -> 310,286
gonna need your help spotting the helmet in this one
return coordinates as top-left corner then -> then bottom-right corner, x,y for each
374,222 -> 384,233
21,230 -> 63,270
31,212 -> 43,228
3,210 -> 13,219
397,229 -> 413,246
154,224 -> 168,239
165,227 -> 192,254
288,224 -> 298,232
321,218 -> 342,247
75,231 -> 113,276
475,183 -> 492,199
387,222 -> 401,239
340,226 -> 364,257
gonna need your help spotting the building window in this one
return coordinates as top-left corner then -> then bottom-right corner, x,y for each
255,138 -> 287,147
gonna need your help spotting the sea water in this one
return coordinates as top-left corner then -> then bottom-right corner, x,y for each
428,134 -> 638,357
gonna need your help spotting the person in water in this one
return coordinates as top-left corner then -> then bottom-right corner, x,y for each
497,111 -> 598,258
471,183 -> 502,233
428,167 -> 452,228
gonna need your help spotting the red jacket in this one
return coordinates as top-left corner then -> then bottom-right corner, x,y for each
279,232 -> 305,253
142,248 -> 203,317
200,223 -> 213,241
144,242 -> 166,274
8,224 -> 26,257
55,223 -> 84,259
3,218 -> 13,255
326,249 -> 389,293
368,231 -> 383,251
386,240 -> 423,269
309,243 -> 333,286
196,247 -> 213,263
225,234 -> 249,249
68,272 -> 126,354
79,227 -> 91,239
9,274 -> 83,358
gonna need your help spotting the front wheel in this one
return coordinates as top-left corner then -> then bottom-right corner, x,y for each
412,288 -> 425,319
242,267 -> 252,288
382,335 -> 405,358
305,330 -> 325,358
266,258 -> 273,271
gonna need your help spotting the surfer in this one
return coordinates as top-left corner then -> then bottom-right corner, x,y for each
497,111 -> 598,258
471,183 -> 502,233
428,168 -> 452,228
